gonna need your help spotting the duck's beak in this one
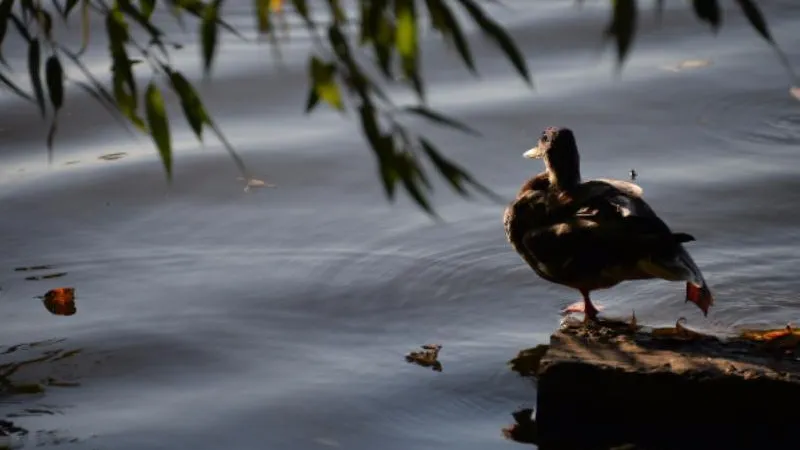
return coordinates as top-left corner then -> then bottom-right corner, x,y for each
523,145 -> 544,159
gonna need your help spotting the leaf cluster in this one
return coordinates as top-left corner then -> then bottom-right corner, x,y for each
0,0 -> 789,214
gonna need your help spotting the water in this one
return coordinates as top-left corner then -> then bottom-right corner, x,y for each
1,1 -> 799,448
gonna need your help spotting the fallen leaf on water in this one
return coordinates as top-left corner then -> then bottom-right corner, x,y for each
740,324 -> 797,341
405,344 -> 442,372
237,177 -> 276,192
740,324 -> 800,351
40,288 -> 76,316
24,272 -> 67,281
98,152 -> 127,161
662,59 -> 712,72
650,317 -> 707,340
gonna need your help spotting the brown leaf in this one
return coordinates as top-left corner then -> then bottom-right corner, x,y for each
41,287 -> 76,316
650,317 -> 706,340
405,343 -> 442,372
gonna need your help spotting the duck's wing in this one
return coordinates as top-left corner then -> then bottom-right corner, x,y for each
529,182 -> 714,315
519,216 -> 682,285
593,178 -> 644,197
570,179 -> 659,223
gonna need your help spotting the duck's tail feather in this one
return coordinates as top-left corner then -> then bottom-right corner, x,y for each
636,246 -> 714,316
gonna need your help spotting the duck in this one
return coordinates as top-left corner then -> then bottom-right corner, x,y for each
502,126 -> 714,322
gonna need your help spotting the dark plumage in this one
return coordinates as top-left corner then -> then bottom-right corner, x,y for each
503,127 -> 714,321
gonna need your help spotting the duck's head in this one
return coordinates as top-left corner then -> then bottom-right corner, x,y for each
523,127 -> 581,189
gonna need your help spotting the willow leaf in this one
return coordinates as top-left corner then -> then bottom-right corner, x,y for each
145,82 -> 173,180
45,55 -> 64,154
455,0 -> 530,84
28,38 -> 46,117
692,0 -> 721,31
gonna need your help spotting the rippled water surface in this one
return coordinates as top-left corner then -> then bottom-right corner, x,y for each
2,1 -> 800,449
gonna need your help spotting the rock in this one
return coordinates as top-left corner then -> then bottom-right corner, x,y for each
534,319 -> 800,450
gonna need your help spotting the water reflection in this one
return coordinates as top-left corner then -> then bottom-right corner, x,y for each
0,339 -> 82,399
1,339 -> 87,448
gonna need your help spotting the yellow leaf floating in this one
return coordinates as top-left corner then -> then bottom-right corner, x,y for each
740,325 -> 800,351
740,324 -> 798,341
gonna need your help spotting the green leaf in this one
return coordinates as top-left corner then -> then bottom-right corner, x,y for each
309,55 -> 344,111
145,82 -> 173,180
403,106 -> 480,136
359,0 -> 386,44
394,0 -> 416,63
372,13 -> 394,77
395,0 -> 423,100
106,8 -> 129,43
79,0 -> 90,54
200,0 -> 221,75
45,56 -> 64,111
692,0 -> 721,31
359,104 -> 396,198
419,137 -> 468,196
45,55 -> 64,156
107,8 -> 144,130
419,136 -> 501,202
140,0 -> 156,19
325,0 -> 346,25
396,150 -> 435,215
419,137 -> 467,195
168,70 -> 209,141
305,86 -> 320,113
605,0 -> 637,68
454,0 -> 530,85
734,0 -> 773,43
34,8 -> 53,41
255,0 -> 273,33
28,38 -> 46,118
118,1 -> 166,55
424,0 -> 476,74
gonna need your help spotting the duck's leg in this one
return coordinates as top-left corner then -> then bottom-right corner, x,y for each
560,289 -> 601,321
